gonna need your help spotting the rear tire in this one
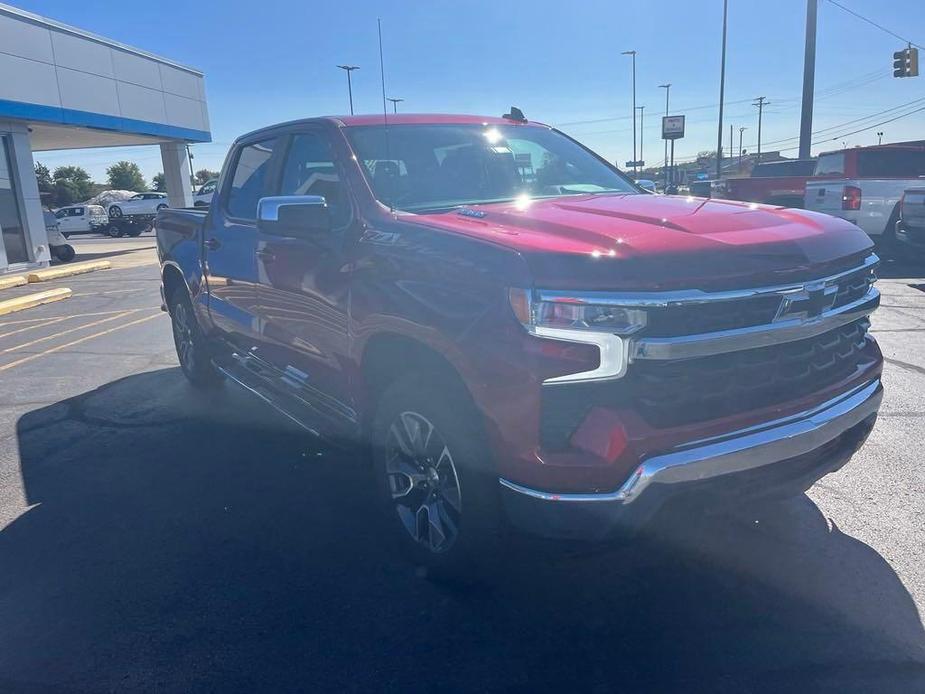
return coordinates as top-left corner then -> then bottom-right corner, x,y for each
109,205 -> 123,218
53,244 -> 75,262
371,373 -> 502,575
168,288 -> 223,388
108,225 -> 124,238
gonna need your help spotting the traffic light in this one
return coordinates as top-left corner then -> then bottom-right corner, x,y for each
893,47 -> 919,78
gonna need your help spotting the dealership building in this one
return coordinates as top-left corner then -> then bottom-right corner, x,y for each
0,2 -> 210,274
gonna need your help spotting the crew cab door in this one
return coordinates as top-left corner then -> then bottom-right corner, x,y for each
203,136 -> 281,351
252,128 -> 358,433
57,207 -> 86,233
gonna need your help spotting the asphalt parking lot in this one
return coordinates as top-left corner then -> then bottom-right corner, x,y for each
0,236 -> 924,692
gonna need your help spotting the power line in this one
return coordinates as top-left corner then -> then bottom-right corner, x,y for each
826,0 -> 923,49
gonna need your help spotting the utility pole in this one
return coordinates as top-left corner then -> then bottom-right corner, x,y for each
799,0 -> 818,159
386,97 -> 404,113
754,96 -> 768,163
738,126 -> 747,167
336,65 -> 360,115
636,105 -> 645,171
716,0 -> 728,181
659,83 -> 671,188
729,123 -> 733,160
622,50 -> 637,176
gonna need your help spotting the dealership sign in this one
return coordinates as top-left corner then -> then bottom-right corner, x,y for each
662,115 -> 685,140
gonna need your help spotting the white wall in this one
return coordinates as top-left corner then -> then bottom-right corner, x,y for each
0,8 -> 209,137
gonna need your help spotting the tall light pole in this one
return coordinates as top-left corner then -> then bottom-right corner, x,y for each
877,131 -> 884,145
716,0 -> 728,181
738,126 -> 747,167
754,96 -> 768,162
636,106 -> 645,173
622,50 -> 637,176
336,65 -> 360,115
659,83 -> 671,188
387,97 -> 404,113
798,0 -> 818,159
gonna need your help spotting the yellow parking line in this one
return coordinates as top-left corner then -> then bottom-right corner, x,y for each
1,311 -> 133,353
0,307 -> 159,328
0,315 -> 72,339
0,313 -> 161,373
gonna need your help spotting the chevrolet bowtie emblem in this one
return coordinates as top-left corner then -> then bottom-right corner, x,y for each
776,280 -> 839,321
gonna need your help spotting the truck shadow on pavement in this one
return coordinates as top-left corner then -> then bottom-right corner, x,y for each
2,368 -> 924,692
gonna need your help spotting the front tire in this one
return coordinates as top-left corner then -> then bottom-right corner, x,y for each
109,205 -> 123,218
371,373 -> 501,573
168,288 -> 223,388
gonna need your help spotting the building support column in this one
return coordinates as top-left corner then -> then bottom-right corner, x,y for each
160,142 -> 193,209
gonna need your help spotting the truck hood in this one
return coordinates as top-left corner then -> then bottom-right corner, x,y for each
408,193 -> 874,290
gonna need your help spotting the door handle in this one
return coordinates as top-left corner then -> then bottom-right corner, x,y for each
205,237 -> 221,251
256,249 -> 277,262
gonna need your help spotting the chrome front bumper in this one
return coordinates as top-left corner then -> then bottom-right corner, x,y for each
499,379 -> 882,539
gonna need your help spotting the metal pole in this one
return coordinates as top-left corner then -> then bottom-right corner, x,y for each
670,139 -> 675,192
754,97 -> 767,162
337,65 -> 360,115
716,0 -> 728,181
798,0 -> 818,159
622,51 -> 637,176
387,97 -> 403,113
738,126 -> 746,167
637,105 -> 645,171
729,124 -> 733,160
659,84 -> 671,188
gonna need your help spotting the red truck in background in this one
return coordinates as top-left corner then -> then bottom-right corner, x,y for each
156,113 -> 883,571
724,159 -> 817,208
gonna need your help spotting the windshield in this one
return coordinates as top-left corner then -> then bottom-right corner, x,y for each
344,124 -> 638,212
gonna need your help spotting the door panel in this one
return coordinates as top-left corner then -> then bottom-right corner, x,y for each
253,130 -> 357,433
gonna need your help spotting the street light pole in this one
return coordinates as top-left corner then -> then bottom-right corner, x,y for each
336,65 -> 360,115
387,97 -> 404,113
622,50 -> 637,176
877,131 -> 884,145
738,126 -> 747,167
716,0 -> 728,181
659,83 -> 671,188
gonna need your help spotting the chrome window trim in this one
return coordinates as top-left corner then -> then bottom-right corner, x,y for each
631,286 -> 878,360
535,253 -> 878,308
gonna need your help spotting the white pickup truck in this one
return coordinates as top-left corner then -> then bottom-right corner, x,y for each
804,141 -> 925,242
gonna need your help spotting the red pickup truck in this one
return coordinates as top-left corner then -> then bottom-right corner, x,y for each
724,159 -> 817,208
156,113 -> 883,570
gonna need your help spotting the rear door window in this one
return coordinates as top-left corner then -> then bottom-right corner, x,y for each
857,149 -> 925,178
226,138 -> 279,220
814,153 -> 845,176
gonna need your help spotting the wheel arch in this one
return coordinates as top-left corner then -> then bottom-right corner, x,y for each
161,263 -> 189,313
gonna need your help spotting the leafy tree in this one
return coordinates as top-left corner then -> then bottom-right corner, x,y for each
194,168 -> 219,185
34,162 -> 53,191
152,172 -> 167,192
106,160 -> 147,191
51,165 -> 94,206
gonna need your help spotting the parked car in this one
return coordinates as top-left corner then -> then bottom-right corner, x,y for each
804,141 -> 925,241
108,192 -> 169,218
193,179 -> 217,207
157,113 -> 883,569
53,204 -> 108,236
724,159 -> 817,208
896,188 -> 925,253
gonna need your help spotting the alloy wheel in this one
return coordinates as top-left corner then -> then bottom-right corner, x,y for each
385,411 -> 462,553
171,301 -> 195,373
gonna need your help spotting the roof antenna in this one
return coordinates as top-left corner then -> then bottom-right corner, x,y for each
378,18 -> 394,212
503,106 -> 527,123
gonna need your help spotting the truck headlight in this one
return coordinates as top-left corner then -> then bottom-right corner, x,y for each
508,288 -> 646,383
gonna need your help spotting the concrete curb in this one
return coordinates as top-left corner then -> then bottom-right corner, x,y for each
0,275 -> 28,291
27,260 -> 111,283
0,288 -> 72,316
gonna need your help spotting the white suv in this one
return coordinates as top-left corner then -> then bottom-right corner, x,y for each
54,204 -> 108,236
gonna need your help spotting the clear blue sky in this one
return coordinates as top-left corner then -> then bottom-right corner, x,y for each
18,0 -> 925,184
